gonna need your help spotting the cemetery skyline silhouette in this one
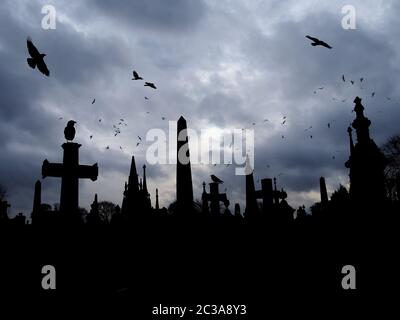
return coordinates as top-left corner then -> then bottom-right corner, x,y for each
0,95 -> 398,227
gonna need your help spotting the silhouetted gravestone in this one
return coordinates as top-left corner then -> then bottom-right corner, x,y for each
87,193 -> 102,225
0,200 -> 10,222
234,203 -> 242,218
155,188 -> 160,210
176,116 -> 194,214
345,97 -> 387,207
201,181 -> 229,215
244,157 -> 259,218
42,142 -> 98,222
254,178 -> 274,215
121,156 -> 153,219
31,180 -> 42,224
319,176 -> 329,210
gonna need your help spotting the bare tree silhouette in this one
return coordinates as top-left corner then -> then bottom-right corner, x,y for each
382,135 -> 400,200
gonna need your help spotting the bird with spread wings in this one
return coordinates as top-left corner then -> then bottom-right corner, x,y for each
305,35 -> 332,49
26,37 -> 50,76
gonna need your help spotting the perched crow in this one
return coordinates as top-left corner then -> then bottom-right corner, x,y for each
144,82 -> 157,89
26,37 -> 50,76
211,174 -> 223,184
305,35 -> 332,49
64,120 -> 76,142
132,70 -> 143,80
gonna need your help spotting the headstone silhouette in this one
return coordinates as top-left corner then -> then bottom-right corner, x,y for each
345,97 -> 387,206
31,180 -> 42,224
244,156 -> 259,218
201,181 -> 229,215
319,176 -> 329,207
121,156 -> 153,219
155,188 -> 160,210
254,178 -> 274,215
0,200 -> 10,222
42,130 -> 98,222
176,116 -> 194,214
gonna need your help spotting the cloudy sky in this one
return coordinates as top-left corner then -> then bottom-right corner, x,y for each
1,0 -> 400,217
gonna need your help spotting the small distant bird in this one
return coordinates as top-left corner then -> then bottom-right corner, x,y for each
318,87 -> 324,90
327,123 -> 331,128
58,117 -> 63,120
332,156 -> 336,159
138,136 -> 142,141
26,37 -> 50,76
146,111 -> 150,114
211,175 -> 223,184
161,117 -> 165,120
341,99 -> 346,103
252,122 -> 256,126
283,116 -> 287,119
360,78 -> 364,83
350,80 -> 354,85
132,70 -> 143,80
281,135 -> 285,139
106,146 -> 110,150
263,119 -> 269,122
119,146 -> 123,150
136,142 -> 140,147
266,164 -> 270,168
387,97 -> 391,101
305,35 -> 332,49
144,82 -> 157,89
64,120 -> 76,142
371,92 -> 375,98
314,91 -> 317,94
310,135 -> 313,139
145,97 -> 149,100
305,126 -> 312,131
90,135 -> 93,139
99,119 -> 102,122
91,98 -> 96,104
342,75 -> 345,82
281,120 -> 286,125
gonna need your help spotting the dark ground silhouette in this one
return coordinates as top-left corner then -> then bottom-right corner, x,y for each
0,97 -> 399,315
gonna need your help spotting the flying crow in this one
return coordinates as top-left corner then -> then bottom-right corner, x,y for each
144,82 -> 157,89
26,37 -> 50,76
132,70 -> 143,80
305,35 -> 332,49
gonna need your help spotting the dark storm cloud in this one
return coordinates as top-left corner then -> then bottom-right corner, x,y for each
91,0 -> 206,31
